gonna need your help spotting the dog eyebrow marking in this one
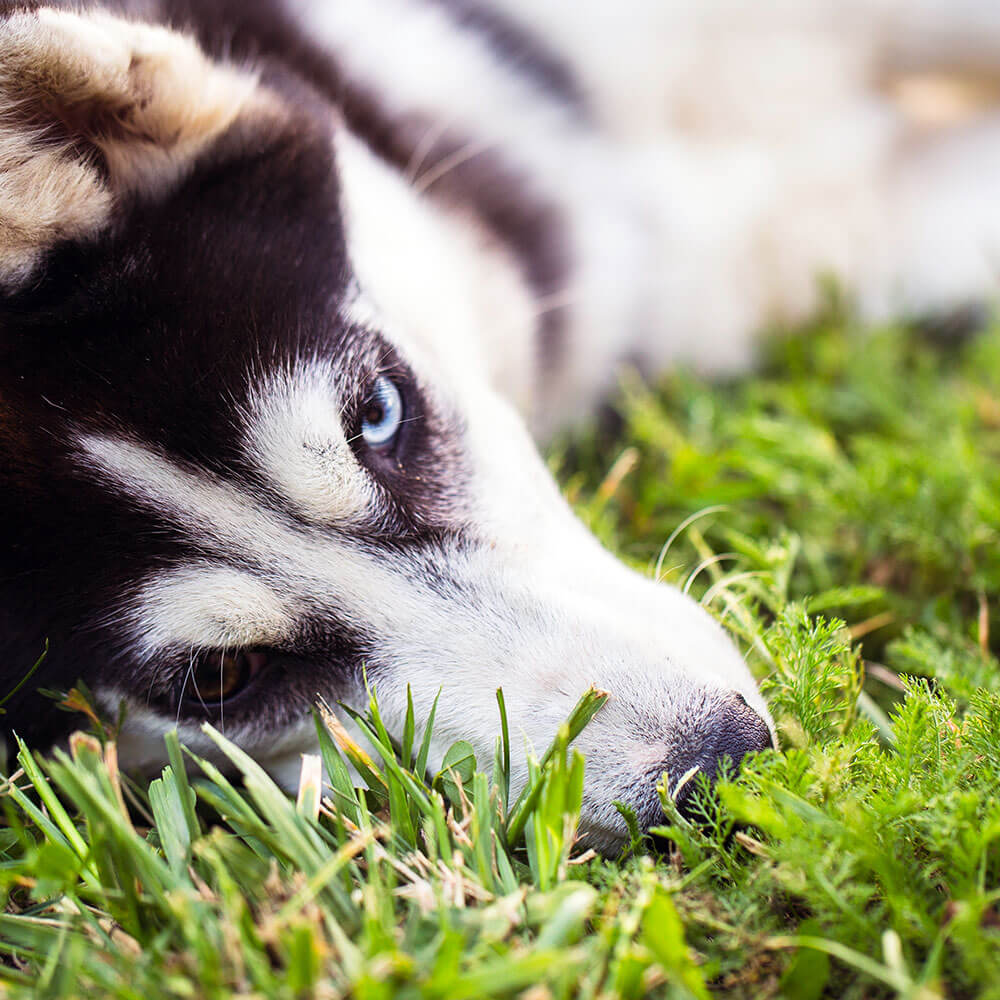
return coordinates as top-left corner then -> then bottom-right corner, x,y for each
129,564 -> 296,660
242,363 -> 375,525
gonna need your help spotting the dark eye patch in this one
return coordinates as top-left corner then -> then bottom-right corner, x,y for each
148,622 -> 369,730
336,328 -> 470,538
343,347 -> 417,461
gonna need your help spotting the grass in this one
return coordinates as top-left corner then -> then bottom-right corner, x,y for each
5,306 -> 1000,997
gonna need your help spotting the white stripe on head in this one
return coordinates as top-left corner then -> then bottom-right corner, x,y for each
130,563 -> 296,660
333,129 -> 538,414
290,0 -> 653,435
241,360 -> 375,525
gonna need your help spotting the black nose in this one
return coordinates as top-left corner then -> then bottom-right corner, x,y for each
670,692 -> 774,820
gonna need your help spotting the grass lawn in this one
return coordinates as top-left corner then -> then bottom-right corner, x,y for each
4,306 -> 1000,998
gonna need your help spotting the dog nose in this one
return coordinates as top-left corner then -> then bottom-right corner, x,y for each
667,691 -> 774,820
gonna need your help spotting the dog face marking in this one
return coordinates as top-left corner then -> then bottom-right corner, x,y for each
131,565 -> 296,659
242,361 -> 380,526
75,353 -> 773,852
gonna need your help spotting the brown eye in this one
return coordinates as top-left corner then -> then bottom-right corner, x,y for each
190,649 -> 267,704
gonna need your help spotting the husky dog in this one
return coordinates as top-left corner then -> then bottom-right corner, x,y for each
2,0 -> 1000,851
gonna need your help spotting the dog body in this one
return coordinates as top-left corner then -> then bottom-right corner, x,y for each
3,0 -> 1000,849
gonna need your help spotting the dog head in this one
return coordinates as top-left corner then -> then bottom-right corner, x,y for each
0,7 -> 772,852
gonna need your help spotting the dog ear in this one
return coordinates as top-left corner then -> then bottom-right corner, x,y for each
0,6 -> 261,290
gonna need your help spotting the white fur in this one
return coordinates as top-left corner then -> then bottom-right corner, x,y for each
242,360 -> 376,524
496,0 -> 1000,341
129,564 -> 296,659
334,130 -> 539,414
0,6 -> 261,288
291,0 -> 654,435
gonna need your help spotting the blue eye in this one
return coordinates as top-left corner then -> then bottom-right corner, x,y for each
361,375 -> 404,448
